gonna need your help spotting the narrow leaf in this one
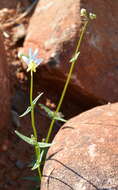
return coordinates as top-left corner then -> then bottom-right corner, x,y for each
20,92 -> 43,118
69,52 -> 80,63
15,130 -> 36,145
39,149 -> 45,163
32,144 -> 41,170
32,92 -> 43,105
31,163 -> 39,170
39,103 -> 54,118
32,156 -> 40,170
39,104 -> 66,122
32,149 -> 46,170
54,117 -> 67,122
19,106 -> 31,117
38,142 -> 52,148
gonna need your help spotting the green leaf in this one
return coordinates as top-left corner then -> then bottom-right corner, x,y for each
39,149 -> 45,163
31,162 -> 39,170
39,103 -> 54,118
32,143 -> 41,170
32,157 -> 40,170
31,148 -> 41,170
38,142 -> 52,148
54,116 -> 67,122
28,159 -> 36,168
32,92 -> 43,105
20,92 -> 43,117
39,104 -> 67,122
15,130 -> 36,145
69,52 -> 80,63
31,149 -> 46,170
19,106 -> 32,117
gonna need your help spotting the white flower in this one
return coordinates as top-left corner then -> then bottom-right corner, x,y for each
20,48 -> 43,72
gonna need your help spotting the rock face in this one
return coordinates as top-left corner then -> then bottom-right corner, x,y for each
41,103 -> 118,190
0,0 -> 29,9
0,32 -> 10,130
23,0 -> 118,105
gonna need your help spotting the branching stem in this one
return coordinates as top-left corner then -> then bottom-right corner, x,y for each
46,20 -> 89,143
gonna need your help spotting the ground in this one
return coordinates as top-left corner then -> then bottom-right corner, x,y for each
0,1 -> 86,189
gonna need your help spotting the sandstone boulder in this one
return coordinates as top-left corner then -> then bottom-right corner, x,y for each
0,0 -> 29,9
23,0 -> 118,105
0,32 -> 10,130
41,103 -> 118,190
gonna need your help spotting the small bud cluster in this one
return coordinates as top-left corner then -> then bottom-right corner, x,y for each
80,8 -> 96,20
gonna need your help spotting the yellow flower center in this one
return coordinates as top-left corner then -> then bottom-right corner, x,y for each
27,61 -> 37,72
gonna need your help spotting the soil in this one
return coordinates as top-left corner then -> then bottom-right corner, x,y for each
0,1 -> 90,189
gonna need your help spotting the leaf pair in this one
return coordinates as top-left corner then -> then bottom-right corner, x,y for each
20,92 -> 43,117
15,130 -> 52,148
15,130 -> 52,170
31,149 -> 45,170
39,104 -> 67,123
20,92 -> 67,123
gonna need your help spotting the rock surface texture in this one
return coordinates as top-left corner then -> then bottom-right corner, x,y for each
0,32 -> 10,130
23,0 -> 118,105
41,103 -> 118,190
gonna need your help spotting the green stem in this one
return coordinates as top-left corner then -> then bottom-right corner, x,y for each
30,71 -> 37,139
46,20 -> 88,143
30,71 -> 42,180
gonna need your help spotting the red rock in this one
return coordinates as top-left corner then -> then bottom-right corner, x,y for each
23,0 -> 118,105
0,0 -> 29,9
41,103 -> 118,190
0,32 -> 10,130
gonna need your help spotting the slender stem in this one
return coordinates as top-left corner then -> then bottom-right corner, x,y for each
46,20 -> 88,143
30,71 -> 37,139
30,71 -> 42,180
75,20 -> 88,55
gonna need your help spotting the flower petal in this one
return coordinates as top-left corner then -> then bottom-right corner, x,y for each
22,56 -> 29,65
36,58 -> 43,65
29,48 -> 33,57
20,48 -> 43,72
33,49 -> 39,57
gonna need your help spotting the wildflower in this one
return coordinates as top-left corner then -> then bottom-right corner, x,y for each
20,48 -> 43,73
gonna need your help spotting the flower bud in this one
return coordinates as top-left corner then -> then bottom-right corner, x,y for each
89,13 -> 96,20
80,8 -> 87,17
